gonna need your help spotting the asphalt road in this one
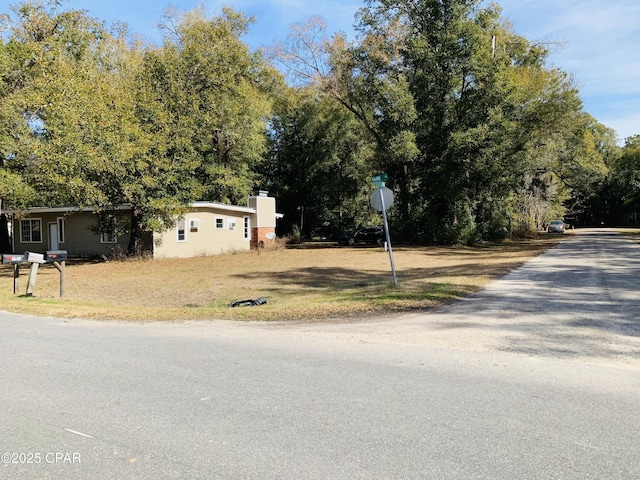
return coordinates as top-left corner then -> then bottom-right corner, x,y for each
1,229 -> 639,479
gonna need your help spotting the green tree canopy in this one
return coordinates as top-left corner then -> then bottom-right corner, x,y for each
0,1 -> 281,254
607,135 -> 640,225
263,86 -> 377,239
274,0 -> 609,242
0,0 -> 630,253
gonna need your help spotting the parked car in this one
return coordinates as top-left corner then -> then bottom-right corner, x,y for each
339,226 -> 385,246
548,220 -> 566,233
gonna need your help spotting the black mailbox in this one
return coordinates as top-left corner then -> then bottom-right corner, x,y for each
2,253 -> 26,264
45,250 -> 68,262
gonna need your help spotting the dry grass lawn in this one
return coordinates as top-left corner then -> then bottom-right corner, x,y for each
0,237 -> 565,322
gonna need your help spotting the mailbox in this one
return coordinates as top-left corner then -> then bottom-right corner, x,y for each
2,253 -> 26,264
45,250 -> 68,262
25,251 -> 46,263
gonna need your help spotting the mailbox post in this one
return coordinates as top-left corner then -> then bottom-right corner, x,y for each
45,250 -> 68,297
2,254 -> 26,294
2,251 -> 68,297
24,252 -> 45,296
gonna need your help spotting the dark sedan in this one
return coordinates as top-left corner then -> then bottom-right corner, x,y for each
339,226 -> 385,246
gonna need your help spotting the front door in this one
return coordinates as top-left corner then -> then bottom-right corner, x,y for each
49,223 -> 59,250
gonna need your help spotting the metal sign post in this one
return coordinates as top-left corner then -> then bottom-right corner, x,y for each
379,189 -> 397,286
370,173 -> 397,286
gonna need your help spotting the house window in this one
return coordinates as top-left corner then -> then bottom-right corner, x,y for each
100,217 -> 117,244
228,219 -> 236,230
177,217 -> 187,242
190,219 -> 201,232
101,232 -> 117,243
243,216 -> 250,239
57,217 -> 65,243
215,218 -> 224,229
20,219 -> 42,243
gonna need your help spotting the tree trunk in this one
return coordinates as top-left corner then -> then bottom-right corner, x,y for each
127,208 -> 144,257
396,163 -> 411,238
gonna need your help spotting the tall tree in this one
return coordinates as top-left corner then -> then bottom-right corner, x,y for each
332,0 -> 588,242
264,86 -> 376,239
607,135 -> 640,225
0,14 -> 38,250
1,1 -> 194,254
552,113 -> 617,226
153,7 -> 280,205
1,2 -> 280,254
274,16 -> 419,236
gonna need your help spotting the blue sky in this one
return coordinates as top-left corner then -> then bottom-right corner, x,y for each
2,0 -> 638,142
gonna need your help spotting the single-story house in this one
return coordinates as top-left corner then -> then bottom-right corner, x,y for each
4,191 -> 282,259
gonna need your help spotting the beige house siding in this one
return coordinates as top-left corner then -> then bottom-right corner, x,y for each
153,206 -> 252,259
6,193 -> 280,259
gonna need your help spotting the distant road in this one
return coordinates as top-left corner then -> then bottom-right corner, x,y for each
1,229 -> 639,479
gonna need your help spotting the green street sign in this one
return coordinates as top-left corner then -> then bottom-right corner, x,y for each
371,173 -> 388,184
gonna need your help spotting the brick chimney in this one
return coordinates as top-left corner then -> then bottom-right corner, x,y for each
248,191 -> 277,249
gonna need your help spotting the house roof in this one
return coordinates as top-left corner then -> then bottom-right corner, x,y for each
3,201 -> 284,218
189,201 -> 255,214
2,202 -> 255,215
2,205 -> 132,215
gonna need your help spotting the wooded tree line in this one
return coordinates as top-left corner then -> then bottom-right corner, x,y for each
0,0 -> 638,253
